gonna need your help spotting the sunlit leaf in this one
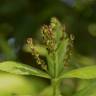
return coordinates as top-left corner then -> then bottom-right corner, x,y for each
0,61 -> 50,79
60,66 -> 96,79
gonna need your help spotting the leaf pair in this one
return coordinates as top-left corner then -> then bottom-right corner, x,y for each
1,61 -> 96,80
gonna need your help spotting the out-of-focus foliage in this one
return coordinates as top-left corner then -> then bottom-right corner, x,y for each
0,71 -> 48,96
0,0 -> 96,96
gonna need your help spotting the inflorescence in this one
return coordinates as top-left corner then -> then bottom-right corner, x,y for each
26,17 -> 74,70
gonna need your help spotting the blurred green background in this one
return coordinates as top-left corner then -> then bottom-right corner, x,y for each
0,0 -> 96,96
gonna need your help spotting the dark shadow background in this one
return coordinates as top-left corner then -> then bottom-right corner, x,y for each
0,0 -> 96,61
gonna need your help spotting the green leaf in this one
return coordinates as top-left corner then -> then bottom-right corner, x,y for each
60,66 -> 96,79
73,80 -> 96,96
0,61 -> 50,79
47,54 -> 55,77
57,38 -> 70,73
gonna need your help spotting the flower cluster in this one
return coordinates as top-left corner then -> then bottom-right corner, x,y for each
63,35 -> 74,67
41,25 -> 55,53
26,17 -> 74,71
26,38 -> 47,70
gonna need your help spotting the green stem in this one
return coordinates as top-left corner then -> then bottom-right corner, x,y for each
52,79 -> 59,96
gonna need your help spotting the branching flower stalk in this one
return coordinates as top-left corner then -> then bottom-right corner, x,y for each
26,17 -> 74,96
